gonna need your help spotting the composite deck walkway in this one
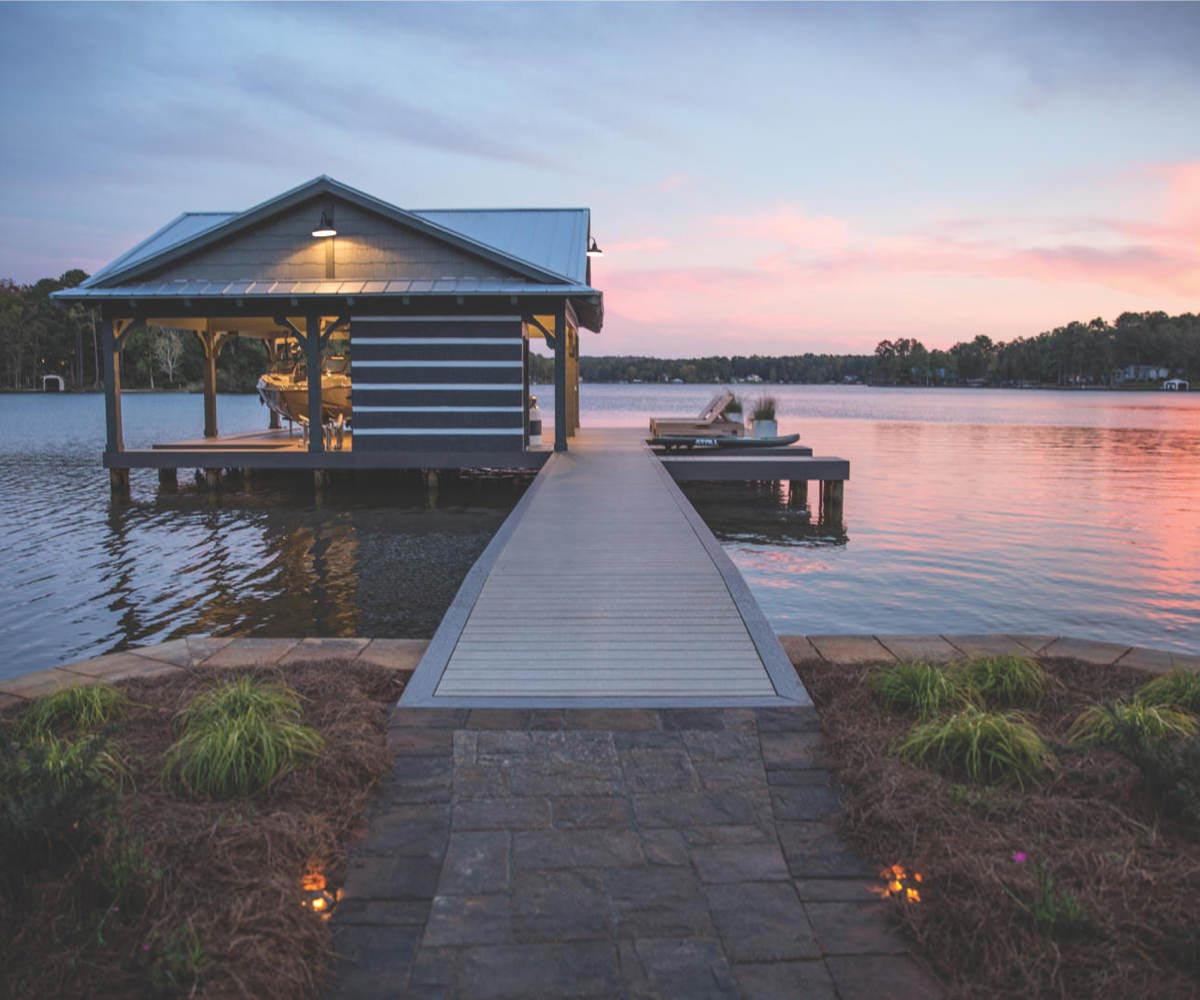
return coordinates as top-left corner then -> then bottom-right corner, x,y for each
402,428 -> 809,707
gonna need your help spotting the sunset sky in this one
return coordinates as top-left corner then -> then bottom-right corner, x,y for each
3,1 -> 1198,356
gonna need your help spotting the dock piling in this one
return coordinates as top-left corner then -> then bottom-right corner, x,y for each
789,479 -> 808,508
108,467 -> 130,496
157,467 -> 177,490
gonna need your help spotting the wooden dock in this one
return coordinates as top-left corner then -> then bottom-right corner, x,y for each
402,427 -> 814,707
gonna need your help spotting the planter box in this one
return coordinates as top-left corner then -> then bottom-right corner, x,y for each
752,419 -> 778,439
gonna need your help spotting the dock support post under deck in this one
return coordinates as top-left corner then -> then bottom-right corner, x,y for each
158,467 -> 177,490
424,470 -> 439,509
821,480 -> 845,522
203,468 -> 220,491
789,480 -> 808,508
108,467 -> 130,496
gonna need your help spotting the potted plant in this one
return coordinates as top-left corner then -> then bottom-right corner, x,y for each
751,395 -> 778,438
722,395 -> 744,426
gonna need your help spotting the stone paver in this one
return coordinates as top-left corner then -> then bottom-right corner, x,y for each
942,633 -> 1036,658
59,651 -> 184,682
0,668 -> 101,700
356,638 -> 429,672
201,636 -> 301,668
1115,645 -> 1176,674
279,637 -> 371,664
808,635 -> 895,665
328,707 -> 944,999
875,635 -> 961,663
1040,636 -> 1131,665
777,634 -> 821,664
1009,634 -> 1058,654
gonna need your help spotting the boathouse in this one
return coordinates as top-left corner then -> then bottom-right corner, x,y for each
52,176 -> 601,484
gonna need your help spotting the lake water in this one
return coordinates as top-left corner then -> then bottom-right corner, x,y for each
0,386 -> 1196,679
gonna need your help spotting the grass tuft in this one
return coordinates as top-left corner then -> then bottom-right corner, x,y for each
897,705 -> 1052,785
20,684 -> 129,737
162,676 -> 323,799
871,660 -> 966,715
960,655 -> 1053,706
1134,670 -> 1200,714
1066,700 -> 1198,753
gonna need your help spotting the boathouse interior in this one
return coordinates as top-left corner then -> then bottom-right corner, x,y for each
52,176 -> 601,477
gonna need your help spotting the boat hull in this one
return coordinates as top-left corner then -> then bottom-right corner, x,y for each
256,374 -> 352,426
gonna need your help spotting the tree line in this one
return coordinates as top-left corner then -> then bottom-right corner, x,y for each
0,271 -> 266,393
3,270 -> 1196,392
532,312 -> 1198,387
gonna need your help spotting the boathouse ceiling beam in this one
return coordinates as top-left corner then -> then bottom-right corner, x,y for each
526,314 -> 557,349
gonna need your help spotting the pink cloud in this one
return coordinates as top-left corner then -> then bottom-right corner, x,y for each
592,161 -> 1200,354
715,204 -> 850,250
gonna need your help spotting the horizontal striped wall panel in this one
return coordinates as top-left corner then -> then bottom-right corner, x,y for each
355,410 -> 522,430
355,342 -> 521,363
354,365 -> 519,384
353,318 -> 520,339
353,388 -> 522,408
351,316 -> 524,453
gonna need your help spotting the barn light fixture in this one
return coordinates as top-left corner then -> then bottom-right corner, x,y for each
311,211 -> 337,238
586,236 -> 603,257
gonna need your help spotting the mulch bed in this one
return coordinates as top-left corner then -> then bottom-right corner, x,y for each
1,661 -> 405,999
797,656 -> 1200,999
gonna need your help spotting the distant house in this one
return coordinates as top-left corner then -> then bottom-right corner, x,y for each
1117,364 -> 1169,383
1162,378 -> 1190,392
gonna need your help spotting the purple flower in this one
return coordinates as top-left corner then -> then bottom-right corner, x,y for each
1012,851 -> 1027,864
142,944 -> 151,952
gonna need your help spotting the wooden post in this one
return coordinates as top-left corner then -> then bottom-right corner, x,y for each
553,303 -> 568,452
102,319 -> 124,454
821,480 -> 845,522
789,480 -> 808,508
567,326 -> 580,436
204,468 -> 220,491
197,329 -> 219,439
424,469 -> 439,509
264,338 -> 281,430
304,313 -> 324,454
158,467 -> 177,489
109,467 -> 130,495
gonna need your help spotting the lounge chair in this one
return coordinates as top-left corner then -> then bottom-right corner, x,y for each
649,391 -> 745,438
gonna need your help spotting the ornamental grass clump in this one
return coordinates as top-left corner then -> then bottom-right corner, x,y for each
722,395 -> 743,416
960,655 -> 1053,707
20,683 -> 129,737
751,395 -> 777,421
162,676 -> 323,799
1066,700 -> 1198,754
872,660 -> 966,716
897,705 -> 1052,786
1134,670 -> 1200,714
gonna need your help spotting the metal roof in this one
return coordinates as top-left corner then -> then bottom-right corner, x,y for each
83,212 -> 237,286
56,176 -> 602,329
413,209 -> 589,285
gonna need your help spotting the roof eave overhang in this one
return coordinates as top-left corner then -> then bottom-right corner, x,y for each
50,287 -> 604,332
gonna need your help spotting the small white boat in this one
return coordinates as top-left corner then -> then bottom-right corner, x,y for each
256,351 -> 352,426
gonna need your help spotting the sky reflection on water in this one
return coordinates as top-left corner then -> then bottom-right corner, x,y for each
0,385 -> 1196,679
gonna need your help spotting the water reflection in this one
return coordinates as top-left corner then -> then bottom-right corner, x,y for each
1,388 -> 1198,676
678,480 -> 849,546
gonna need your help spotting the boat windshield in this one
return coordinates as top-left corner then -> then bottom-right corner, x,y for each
324,355 -> 349,375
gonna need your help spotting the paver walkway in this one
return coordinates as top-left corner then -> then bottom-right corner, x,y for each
402,429 -> 807,707
330,706 -> 942,999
